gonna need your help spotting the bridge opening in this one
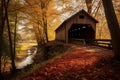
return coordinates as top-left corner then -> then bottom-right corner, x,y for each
68,24 -> 95,44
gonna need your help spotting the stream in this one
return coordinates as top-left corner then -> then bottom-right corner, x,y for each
16,47 -> 37,69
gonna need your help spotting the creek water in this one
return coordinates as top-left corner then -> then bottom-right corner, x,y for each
16,47 -> 37,69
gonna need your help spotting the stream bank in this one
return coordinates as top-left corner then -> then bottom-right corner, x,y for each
8,42 -> 71,80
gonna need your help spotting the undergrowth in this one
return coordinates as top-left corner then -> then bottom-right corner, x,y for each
10,42 -> 72,80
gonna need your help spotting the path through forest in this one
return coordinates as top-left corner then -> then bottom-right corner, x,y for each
23,44 -> 120,80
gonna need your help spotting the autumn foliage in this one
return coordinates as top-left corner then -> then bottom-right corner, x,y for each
23,45 -> 120,80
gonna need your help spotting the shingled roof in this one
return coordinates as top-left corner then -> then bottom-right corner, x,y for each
55,9 -> 98,31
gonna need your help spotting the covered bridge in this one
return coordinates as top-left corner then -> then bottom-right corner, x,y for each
55,9 -> 98,45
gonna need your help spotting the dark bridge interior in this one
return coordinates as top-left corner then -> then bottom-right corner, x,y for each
68,24 -> 95,44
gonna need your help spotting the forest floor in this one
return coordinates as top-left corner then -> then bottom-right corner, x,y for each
22,42 -> 120,80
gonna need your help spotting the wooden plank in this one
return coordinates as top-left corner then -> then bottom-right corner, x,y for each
95,39 -> 111,41
94,39 -> 112,49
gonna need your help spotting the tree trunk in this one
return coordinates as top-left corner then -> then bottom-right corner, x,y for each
102,0 -> 120,60
13,13 -> 17,59
33,24 -> 44,46
85,0 -> 93,14
40,1 -> 49,43
42,11 -> 49,43
4,0 -> 16,72
0,0 -> 3,75
44,20 -> 49,43
0,0 -> 5,78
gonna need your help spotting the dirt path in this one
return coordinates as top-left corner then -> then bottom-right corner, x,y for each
23,45 -> 120,80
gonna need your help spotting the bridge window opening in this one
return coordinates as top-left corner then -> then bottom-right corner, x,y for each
79,14 -> 85,19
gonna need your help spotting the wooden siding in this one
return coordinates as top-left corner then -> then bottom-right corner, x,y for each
56,24 -> 66,42
55,9 -> 98,43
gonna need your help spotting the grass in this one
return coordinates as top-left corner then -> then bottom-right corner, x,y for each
2,42 -> 38,80
12,64 -> 41,80
1,42 -> 37,73
12,42 -> 73,80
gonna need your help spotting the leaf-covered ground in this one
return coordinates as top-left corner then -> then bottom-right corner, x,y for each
23,45 -> 120,80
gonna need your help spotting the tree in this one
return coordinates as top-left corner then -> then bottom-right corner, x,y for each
0,0 -> 5,78
85,0 -> 93,14
19,0 -> 59,45
13,12 -> 17,64
24,0 -> 52,43
4,0 -> 16,72
102,0 -> 120,60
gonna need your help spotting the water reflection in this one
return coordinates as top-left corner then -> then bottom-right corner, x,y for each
17,47 -> 37,69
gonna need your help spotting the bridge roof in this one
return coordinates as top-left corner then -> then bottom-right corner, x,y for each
55,9 -> 98,31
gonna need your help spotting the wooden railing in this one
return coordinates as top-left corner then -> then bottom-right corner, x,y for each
94,39 -> 112,49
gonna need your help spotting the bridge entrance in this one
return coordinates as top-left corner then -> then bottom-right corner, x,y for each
68,24 -> 95,44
